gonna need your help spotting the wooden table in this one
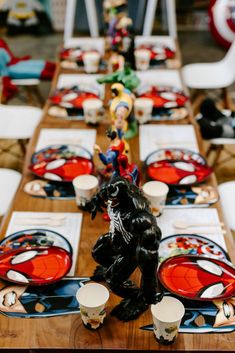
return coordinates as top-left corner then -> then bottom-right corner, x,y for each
0,63 -> 235,352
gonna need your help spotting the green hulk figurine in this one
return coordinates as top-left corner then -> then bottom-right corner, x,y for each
97,64 -> 140,92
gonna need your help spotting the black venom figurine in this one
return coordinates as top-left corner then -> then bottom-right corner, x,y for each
88,177 -> 162,321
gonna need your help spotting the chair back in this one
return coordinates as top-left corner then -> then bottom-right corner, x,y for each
64,0 -> 99,43
218,181 -> 235,231
221,40 -> 235,75
0,77 -> 2,103
0,168 -> 22,217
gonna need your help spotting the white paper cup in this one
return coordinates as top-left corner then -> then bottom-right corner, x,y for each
76,283 -> 110,329
151,296 -> 185,345
142,181 -> 169,216
82,98 -> 104,125
83,51 -> 101,73
72,174 -> 98,207
134,48 -> 151,70
134,98 -> 153,124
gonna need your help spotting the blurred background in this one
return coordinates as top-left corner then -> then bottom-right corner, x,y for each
0,0 -> 231,100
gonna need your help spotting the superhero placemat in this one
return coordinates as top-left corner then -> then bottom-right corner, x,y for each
139,125 -> 198,161
159,234 -> 229,263
157,208 -> 227,250
56,74 -> 104,99
141,294 -> 235,333
35,128 -> 96,157
165,185 -> 219,208
24,179 -> 76,200
136,70 -> 183,91
0,277 -> 90,318
134,35 -> 179,69
6,212 -> 83,275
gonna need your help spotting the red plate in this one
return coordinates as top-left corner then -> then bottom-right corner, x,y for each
138,86 -> 188,108
59,48 -> 100,62
158,255 -> 235,301
29,144 -> 94,182
145,148 -> 213,185
60,48 -> 83,61
137,44 -> 175,61
50,87 -> 99,109
0,246 -> 72,285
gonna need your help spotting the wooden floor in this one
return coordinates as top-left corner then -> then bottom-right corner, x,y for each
0,139 -> 24,171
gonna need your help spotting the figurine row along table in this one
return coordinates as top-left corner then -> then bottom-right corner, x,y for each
0,58 -> 235,352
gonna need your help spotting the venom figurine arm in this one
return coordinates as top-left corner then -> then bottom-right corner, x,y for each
83,183 -> 107,219
90,177 -> 162,321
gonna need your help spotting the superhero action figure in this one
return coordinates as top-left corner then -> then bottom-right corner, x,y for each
103,0 -> 132,54
88,177 -> 162,321
109,82 -> 138,139
94,129 -> 139,184
110,82 -> 133,136
94,129 -> 125,174
97,64 -> 140,92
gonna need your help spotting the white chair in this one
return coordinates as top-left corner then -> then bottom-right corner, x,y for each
182,40 -> 235,108
218,181 -> 235,231
196,110 -> 235,167
206,138 -> 235,167
0,104 -> 42,158
64,0 -> 177,43
64,0 -> 99,43
0,168 -> 22,216
11,79 -> 44,107
143,0 -> 177,38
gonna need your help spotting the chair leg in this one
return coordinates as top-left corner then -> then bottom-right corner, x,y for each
166,0 -> 177,38
206,144 -> 224,168
190,89 -> 206,115
23,86 -> 35,106
206,144 -> 214,158
64,0 -> 77,43
143,0 -> 158,35
18,139 -> 28,155
221,87 -> 230,109
85,0 -> 99,37
31,86 -> 44,107
211,145 -> 224,168
22,86 -> 44,107
207,143 -> 235,168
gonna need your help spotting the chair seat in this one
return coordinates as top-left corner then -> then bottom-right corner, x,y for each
205,138 -> 235,168
218,181 -> 235,231
182,62 -> 233,89
12,78 -> 40,86
209,138 -> 235,145
0,168 -> 22,216
0,105 -> 42,139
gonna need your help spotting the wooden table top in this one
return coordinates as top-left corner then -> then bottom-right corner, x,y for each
0,62 -> 235,352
